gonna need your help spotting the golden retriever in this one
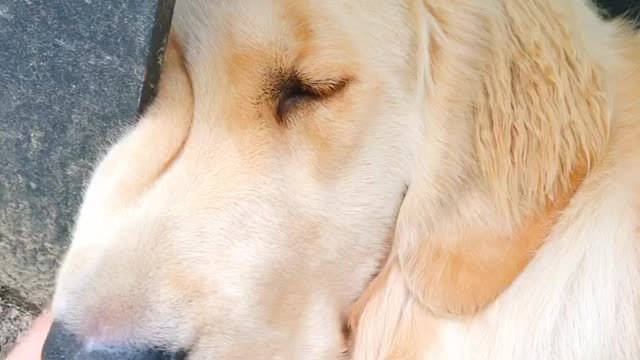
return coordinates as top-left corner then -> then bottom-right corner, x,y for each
44,0 -> 640,359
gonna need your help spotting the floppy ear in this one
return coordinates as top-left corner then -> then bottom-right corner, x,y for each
385,0 -> 608,317
394,168 -> 588,317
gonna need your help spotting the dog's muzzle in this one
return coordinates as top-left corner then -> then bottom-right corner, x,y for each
42,321 -> 187,360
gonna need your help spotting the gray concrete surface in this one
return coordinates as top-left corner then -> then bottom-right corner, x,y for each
0,0 -> 174,357
0,295 -> 36,359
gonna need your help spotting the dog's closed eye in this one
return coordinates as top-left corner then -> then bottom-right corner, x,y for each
276,72 -> 349,122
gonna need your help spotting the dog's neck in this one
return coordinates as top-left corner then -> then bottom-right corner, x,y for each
348,0 -> 640,357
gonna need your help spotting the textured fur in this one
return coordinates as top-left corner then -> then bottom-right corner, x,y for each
49,0 -> 640,359
351,1 -> 640,359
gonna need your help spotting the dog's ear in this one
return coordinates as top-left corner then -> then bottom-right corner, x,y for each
393,167 -> 588,317
386,0 -> 608,317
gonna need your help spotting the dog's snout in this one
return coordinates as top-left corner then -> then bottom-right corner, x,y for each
42,321 -> 187,360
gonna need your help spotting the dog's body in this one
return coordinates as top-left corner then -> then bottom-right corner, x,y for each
46,0 -> 640,359
350,2 -> 640,359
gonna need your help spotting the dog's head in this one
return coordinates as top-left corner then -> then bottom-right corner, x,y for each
48,1 -> 420,358
46,0 -> 610,359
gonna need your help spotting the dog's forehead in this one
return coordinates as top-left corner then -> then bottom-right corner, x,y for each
172,0 -> 339,61
171,0 -> 417,64
169,0 -> 417,111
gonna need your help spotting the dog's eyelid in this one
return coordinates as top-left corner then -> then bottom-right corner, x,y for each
298,76 -> 350,97
275,73 -> 351,122
288,68 -> 351,96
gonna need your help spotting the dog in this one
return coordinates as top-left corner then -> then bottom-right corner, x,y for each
44,0 -> 640,359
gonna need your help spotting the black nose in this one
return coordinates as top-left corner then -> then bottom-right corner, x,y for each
42,321 -> 187,360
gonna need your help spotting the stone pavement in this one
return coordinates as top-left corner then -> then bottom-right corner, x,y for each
0,0 -> 174,357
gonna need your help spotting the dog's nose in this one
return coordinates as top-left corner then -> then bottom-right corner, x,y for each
42,321 -> 187,360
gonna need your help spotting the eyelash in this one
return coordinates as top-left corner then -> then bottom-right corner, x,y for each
276,74 -> 349,122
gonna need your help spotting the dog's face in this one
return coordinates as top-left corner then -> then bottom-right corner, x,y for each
49,1 -> 425,358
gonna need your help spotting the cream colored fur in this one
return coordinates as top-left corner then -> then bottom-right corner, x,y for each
49,0 -> 640,359
352,1 -> 640,359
